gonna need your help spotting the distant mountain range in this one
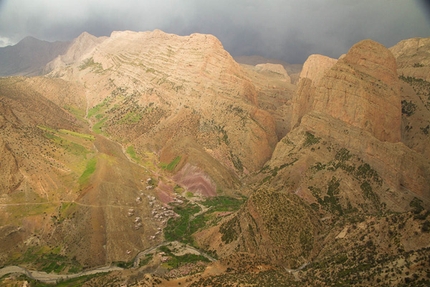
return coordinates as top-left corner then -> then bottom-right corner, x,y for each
0,36 -> 70,76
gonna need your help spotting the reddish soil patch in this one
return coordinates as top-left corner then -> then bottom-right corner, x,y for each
156,181 -> 175,204
174,164 -> 217,197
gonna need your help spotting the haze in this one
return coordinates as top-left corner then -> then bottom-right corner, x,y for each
0,0 -> 429,63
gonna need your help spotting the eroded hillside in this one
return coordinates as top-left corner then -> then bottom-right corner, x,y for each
0,32 -> 429,287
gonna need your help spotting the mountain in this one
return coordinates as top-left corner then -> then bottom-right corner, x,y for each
47,30 -> 291,193
0,32 -> 429,286
0,37 -> 70,76
234,55 -> 303,84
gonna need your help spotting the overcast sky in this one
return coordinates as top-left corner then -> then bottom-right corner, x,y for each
0,0 -> 429,63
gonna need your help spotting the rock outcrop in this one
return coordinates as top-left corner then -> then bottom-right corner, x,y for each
262,39 -> 429,216
312,40 -> 401,143
255,63 -> 291,83
390,37 -> 430,81
290,54 -> 337,128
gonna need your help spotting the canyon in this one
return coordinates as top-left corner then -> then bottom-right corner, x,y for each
0,30 -> 429,286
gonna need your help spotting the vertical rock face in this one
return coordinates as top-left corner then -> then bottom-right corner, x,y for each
290,54 -> 337,128
312,40 -> 401,143
299,54 -> 338,86
269,38 -> 429,209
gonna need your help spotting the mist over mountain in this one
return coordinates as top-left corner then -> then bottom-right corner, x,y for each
0,37 -> 70,76
0,30 -> 429,286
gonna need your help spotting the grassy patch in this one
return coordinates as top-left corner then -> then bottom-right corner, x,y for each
9,246 -> 82,275
92,117 -> 107,134
126,145 -> 139,162
201,196 -> 245,212
120,112 -> 142,124
139,253 -> 153,267
78,157 -> 97,185
7,203 -> 55,219
160,156 -> 181,171
164,202 -> 201,243
158,245 -> 209,269
59,129 -> 94,141
63,105 -> 86,121
78,57 -> 104,73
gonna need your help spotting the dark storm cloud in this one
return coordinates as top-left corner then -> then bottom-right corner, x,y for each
0,0 -> 429,63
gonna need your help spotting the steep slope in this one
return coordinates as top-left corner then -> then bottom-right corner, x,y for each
290,54 -> 337,129
0,37 -> 70,76
48,30 -> 279,194
239,63 -> 297,139
195,189 -> 322,268
0,77 -> 167,268
258,41 -> 429,209
0,77 -> 96,266
390,37 -> 430,82
389,38 -> 430,160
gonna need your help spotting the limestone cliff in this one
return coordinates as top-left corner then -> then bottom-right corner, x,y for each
264,39 -> 430,212
48,30 -> 279,192
290,54 -> 337,128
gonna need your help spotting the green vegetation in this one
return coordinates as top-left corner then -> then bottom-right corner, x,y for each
201,196 -> 245,212
113,261 -> 134,268
219,216 -> 240,244
139,253 -> 153,267
120,111 -> 142,124
164,195 -> 245,245
158,245 -> 209,269
126,145 -> 139,161
413,62 -> 424,68
410,197 -> 424,214
58,129 -> 94,141
160,156 -> 181,171
9,246 -> 82,275
230,151 -> 243,172
78,157 -> 97,185
63,105 -> 86,121
401,100 -> 417,116
78,57 -> 104,73
38,126 -> 94,157
310,177 -> 343,216
92,117 -> 107,134
164,202 -> 201,243
7,203 -> 55,219
304,131 -> 320,147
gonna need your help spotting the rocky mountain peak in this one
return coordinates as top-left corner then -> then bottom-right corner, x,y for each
299,54 -> 337,85
255,63 -> 291,83
309,39 -> 401,143
343,39 -> 398,85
